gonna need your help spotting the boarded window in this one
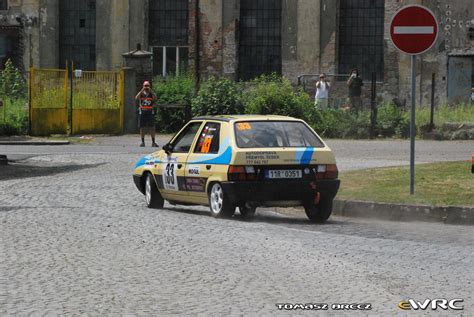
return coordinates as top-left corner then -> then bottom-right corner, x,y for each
338,0 -> 384,81
59,0 -> 96,70
239,0 -> 282,81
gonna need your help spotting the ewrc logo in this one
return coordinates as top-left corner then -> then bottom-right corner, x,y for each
398,299 -> 463,310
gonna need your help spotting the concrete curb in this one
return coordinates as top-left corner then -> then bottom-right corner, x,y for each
0,140 -> 70,145
332,199 -> 474,225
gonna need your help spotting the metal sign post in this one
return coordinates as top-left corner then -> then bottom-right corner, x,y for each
410,55 -> 416,195
390,5 -> 438,195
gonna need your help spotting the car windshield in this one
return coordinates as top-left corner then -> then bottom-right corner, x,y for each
234,121 -> 325,148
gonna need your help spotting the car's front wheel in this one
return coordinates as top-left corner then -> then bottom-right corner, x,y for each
304,198 -> 333,223
208,182 -> 235,218
145,173 -> 164,209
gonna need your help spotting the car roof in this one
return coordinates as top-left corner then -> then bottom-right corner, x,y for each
191,115 -> 301,122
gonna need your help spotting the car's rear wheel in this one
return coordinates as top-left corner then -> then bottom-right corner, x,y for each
145,173 -> 164,209
239,204 -> 256,218
304,198 -> 333,223
208,182 -> 235,218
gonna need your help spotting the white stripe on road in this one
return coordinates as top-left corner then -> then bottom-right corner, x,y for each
394,26 -> 434,34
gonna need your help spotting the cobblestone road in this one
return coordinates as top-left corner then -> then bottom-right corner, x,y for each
1,138 -> 473,315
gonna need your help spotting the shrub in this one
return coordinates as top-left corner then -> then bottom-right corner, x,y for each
191,76 -> 244,116
376,103 -> 410,138
0,61 -> 28,135
0,59 -> 26,99
153,73 -> 195,133
0,98 -> 28,135
244,74 -> 313,121
310,108 -> 371,139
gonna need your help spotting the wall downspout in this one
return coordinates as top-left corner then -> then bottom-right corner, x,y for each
195,0 -> 200,93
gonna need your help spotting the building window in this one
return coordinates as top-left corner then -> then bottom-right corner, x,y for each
338,0 -> 384,81
0,0 -> 7,10
239,0 -> 282,81
152,46 -> 188,77
59,0 -> 96,70
149,0 -> 188,77
0,27 -> 21,70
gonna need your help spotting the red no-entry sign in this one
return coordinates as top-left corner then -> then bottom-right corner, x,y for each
390,5 -> 438,55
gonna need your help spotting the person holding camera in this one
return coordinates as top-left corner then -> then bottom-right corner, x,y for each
315,73 -> 331,109
135,81 -> 159,147
347,68 -> 363,112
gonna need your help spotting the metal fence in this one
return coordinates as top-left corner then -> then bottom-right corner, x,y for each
29,66 -> 124,136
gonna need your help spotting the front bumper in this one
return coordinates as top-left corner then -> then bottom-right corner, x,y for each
221,179 -> 340,205
133,175 -> 144,194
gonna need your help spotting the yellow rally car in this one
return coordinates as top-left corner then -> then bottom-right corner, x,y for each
133,115 -> 340,222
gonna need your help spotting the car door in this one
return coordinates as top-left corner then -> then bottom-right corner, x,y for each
185,121 -> 224,203
158,121 -> 203,200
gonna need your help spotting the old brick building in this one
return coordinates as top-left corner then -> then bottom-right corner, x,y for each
1,0 -> 473,104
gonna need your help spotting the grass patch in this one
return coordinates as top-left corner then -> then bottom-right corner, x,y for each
416,103 -> 474,126
337,161 -> 474,207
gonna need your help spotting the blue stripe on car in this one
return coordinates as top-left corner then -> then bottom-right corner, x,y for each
188,137 -> 232,165
135,155 -> 162,168
187,146 -> 233,165
135,156 -> 149,168
296,148 -> 314,165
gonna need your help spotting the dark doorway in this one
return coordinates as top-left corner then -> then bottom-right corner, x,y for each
447,55 -> 473,104
239,0 -> 282,81
59,0 -> 96,70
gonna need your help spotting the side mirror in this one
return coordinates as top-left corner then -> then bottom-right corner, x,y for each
163,143 -> 173,154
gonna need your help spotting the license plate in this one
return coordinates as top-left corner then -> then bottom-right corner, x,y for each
265,169 -> 302,179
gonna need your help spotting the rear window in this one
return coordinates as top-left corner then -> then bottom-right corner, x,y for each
234,121 -> 325,148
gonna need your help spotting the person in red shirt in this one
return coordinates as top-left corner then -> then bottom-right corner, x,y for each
135,81 -> 159,147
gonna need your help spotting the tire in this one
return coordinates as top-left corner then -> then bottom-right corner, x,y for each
304,198 -> 333,223
208,182 -> 235,218
145,173 -> 164,209
239,204 -> 256,219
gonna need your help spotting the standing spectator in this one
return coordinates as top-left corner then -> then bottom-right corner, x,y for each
471,87 -> 474,103
135,81 -> 159,147
315,73 -> 331,109
347,68 -> 363,112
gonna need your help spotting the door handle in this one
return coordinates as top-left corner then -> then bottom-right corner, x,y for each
206,165 -> 211,170
177,164 -> 183,169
